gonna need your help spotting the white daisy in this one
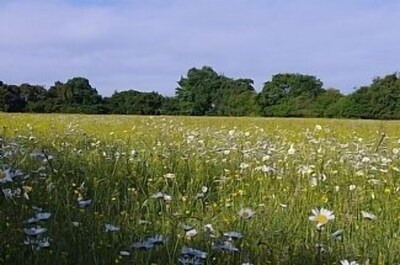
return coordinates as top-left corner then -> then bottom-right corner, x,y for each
310,177 -> 318,187
24,237 -> 50,249
78,199 -> 92,208
37,238 -> 50,248
204,224 -> 215,234
36,212 -> 51,221
104,224 -> 120,232
223,231 -> 244,240
238,208 -> 255,219
181,247 -> 208,259
212,240 -> 239,252
132,240 -> 154,250
195,192 -> 205,199
138,219 -> 151,225
164,173 -> 176,179
239,163 -> 249,170
26,217 -> 38,224
309,208 -> 335,227
349,185 -> 357,191
279,203 -> 288,208
151,192 -> 172,201
24,226 -> 48,236
340,260 -> 359,265
361,211 -> 377,220
119,251 -> 130,256
185,228 -> 197,238
288,144 -> 296,155
331,230 -> 343,240
163,194 -> 172,201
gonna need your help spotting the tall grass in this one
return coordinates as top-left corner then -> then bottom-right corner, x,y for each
1,113 -> 400,264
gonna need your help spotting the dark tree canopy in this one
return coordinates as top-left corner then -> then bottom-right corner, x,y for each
213,78 -> 259,116
1,70 -> 400,119
175,66 -> 259,116
258,73 -> 325,117
341,73 -> 400,119
106,90 -> 164,115
176,66 -> 223,115
0,83 -> 27,112
47,77 -> 102,110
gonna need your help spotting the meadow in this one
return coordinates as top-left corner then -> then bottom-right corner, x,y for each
1,113 -> 400,265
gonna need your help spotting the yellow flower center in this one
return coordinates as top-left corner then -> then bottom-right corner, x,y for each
315,214 -> 328,225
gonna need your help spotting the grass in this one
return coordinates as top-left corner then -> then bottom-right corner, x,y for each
1,113 -> 400,264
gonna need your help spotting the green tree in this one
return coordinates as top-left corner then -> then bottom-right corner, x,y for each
19,83 -> 48,112
343,73 -> 400,119
176,66 -> 224,115
312,88 -> 344,117
214,78 -> 259,116
106,90 -> 164,115
324,96 -> 351,118
258,73 -> 325,117
46,77 -> 103,113
176,66 -> 259,116
0,83 -> 26,112
160,97 -> 180,115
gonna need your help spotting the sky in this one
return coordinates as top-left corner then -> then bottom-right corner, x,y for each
0,0 -> 399,96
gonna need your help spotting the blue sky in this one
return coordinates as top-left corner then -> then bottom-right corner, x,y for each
0,0 -> 399,96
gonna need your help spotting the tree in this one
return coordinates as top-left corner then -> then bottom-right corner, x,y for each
106,90 -> 164,115
176,66 -> 259,116
258,73 -> 325,117
0,83 -> 26,112
176,66 -> 224,115
213,78 -> 259,116
313,88 -> 344,117
19,83 -> 48,112
160,97 -> 180,115
342,73 -> 400,119
46,77 -> 103,113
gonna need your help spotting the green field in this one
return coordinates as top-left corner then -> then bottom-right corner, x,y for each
1,113 -> 400,264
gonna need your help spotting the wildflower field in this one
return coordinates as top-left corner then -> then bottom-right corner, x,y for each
2,113 -> 400,265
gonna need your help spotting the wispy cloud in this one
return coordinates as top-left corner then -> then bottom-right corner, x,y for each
1,0 -> 399,96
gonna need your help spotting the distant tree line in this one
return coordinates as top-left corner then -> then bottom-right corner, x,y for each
1,66 -> 400,119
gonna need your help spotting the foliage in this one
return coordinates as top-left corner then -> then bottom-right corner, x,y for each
1,71 -> 400,119
19,83 -> 48,112
342,73 -> 400,119
175,66 -> 224,115
258,73 -> 325,117
46,77 -> 103,113
213,78 -> 259,116
106,90 -> 164,115
0,83 -> 26,112
175,66 -> 259,116
160,96 -> 180,115
313,88 -> 345,117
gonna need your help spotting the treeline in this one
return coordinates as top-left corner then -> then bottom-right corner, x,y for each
1,66 -> 400,119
